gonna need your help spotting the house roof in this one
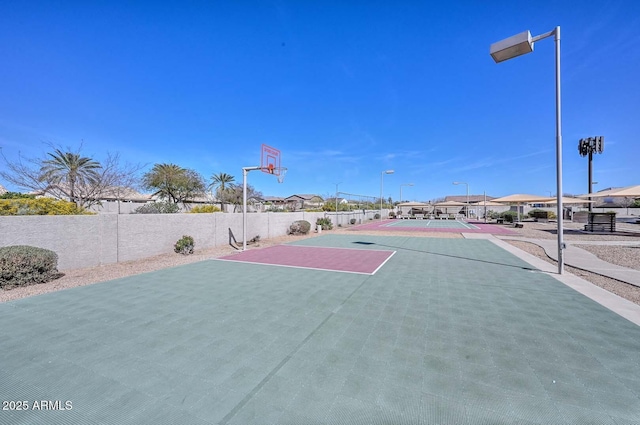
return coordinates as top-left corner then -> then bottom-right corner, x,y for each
263,196 -> 285,202
285,194 -> 324,201
325,197 -> 347,203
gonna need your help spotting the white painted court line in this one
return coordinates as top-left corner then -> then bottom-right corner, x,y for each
213,258 -> 375,275
370,251 -> 396,275
214,250 -> 397,276
457,220 -> 480,230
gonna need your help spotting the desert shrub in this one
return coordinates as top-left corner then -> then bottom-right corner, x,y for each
374,213 -> 381,219
350,218 -> 356,225
190,205 -> 221,213
174,235 -> 194,255
0,198 -> 87,215
316,217 -> 333,230
132,202 -> 180,214
0,245 -> 62,289
528,209 -> 549,219
499,211 -> 519,223
289,220 -> 311,235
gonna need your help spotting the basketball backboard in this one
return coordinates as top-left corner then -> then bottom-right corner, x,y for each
261,144 -> 281,175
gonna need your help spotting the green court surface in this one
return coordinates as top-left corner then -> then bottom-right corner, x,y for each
384,219 -> 480,229
2,234 -> 640,424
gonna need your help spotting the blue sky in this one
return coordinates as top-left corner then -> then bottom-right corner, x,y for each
1,1 -> 638,202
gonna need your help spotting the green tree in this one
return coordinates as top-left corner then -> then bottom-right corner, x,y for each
1,145 -> 142,209
209,172 -> 235,210
218,183 -> 262,212
0,192 -> 35,199
40,149 -> 102,206
142,163 -> 206,203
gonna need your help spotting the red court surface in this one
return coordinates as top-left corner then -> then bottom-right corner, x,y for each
352,219 -> 519,234
218,244 -> 395,274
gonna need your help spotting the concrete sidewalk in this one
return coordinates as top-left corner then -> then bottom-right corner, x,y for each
464,233 -> 640,327
497,236 -> 640,288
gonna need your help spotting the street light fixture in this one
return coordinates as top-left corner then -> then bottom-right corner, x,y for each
400,183 -> 414,203
380,170 -> 394,220
490,26 -> 565,274
452,182 -> 469,219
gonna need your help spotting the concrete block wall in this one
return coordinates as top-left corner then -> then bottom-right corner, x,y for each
0,212 -> 328,271
0,215 -> 118,270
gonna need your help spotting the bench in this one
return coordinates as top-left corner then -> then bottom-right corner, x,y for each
584,224 -> 606,232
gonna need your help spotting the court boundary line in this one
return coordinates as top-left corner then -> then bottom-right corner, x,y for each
382,219 -> 481,230
370,250 -> 396,275
213,255 -> 395,275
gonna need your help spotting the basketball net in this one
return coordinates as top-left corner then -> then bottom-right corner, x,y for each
262,164 -> 287,183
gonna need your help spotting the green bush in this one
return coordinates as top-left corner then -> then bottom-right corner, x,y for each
189,205 -> 221,213
0,198 -> 87,215
316,217 -> 333,230
499,211 -> 519,223
0,245 -> 62,290
0,192 -> 35,199
389,211 -> 397,218
132,202 -> 180,214
174,235 -> 194,255
289,220 -> 311,235
528,209 -> 549,219
350,218 -> 356,225
374,213 -> 381,219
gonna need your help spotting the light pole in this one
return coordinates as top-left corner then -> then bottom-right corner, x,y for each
335,182 -> 341,223
400,183 -> 414,203
491,26 -> 564,274
453,181 -> 469,219
380,170 -> 394,220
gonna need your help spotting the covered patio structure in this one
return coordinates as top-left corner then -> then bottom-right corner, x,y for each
432,200 -> 468,219
396,202 -> 432,219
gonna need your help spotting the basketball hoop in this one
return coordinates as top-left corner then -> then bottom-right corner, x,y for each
259,166 -> 286,182
275,167 -> 287,184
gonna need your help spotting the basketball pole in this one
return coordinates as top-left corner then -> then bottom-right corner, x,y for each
242,166 -> 261,251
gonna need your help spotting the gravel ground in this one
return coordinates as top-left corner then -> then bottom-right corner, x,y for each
2,221 -> 639,306
501,220 -> 640,306
578,244 -> 640,271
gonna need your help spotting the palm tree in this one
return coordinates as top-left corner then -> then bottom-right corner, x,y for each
142,163 -> 200,203
210,172 -> 235,210
40,149 -> 102,205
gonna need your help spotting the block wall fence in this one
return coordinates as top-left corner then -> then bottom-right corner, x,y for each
0,210 -> 391,270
